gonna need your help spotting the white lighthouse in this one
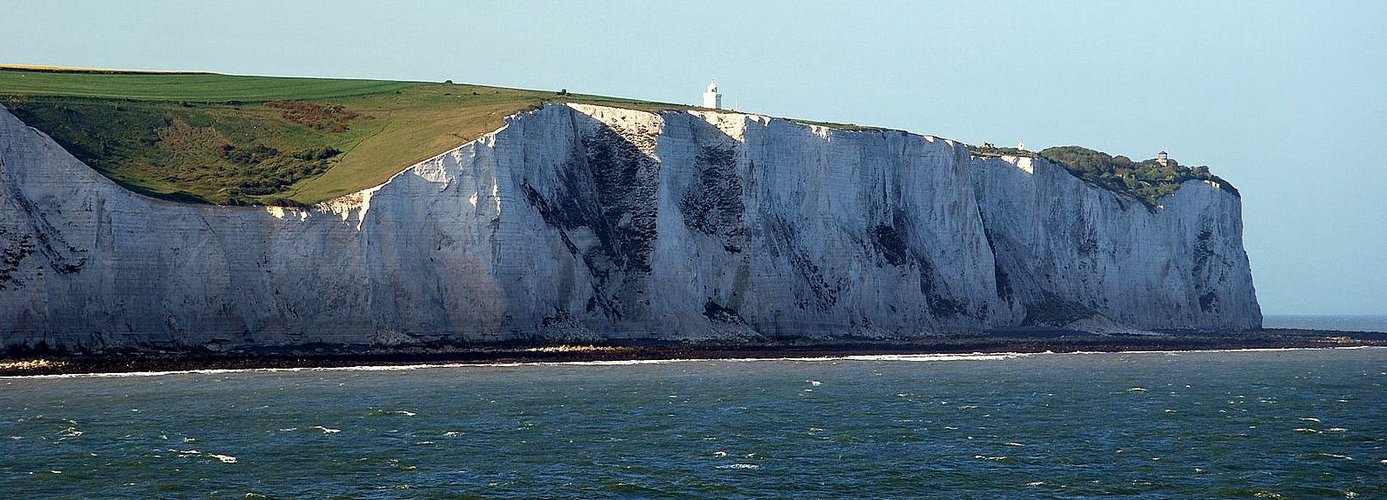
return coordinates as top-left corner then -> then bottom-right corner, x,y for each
702,81 -> 722,109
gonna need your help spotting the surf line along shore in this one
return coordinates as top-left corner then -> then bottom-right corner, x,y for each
2,329 -> 1383,377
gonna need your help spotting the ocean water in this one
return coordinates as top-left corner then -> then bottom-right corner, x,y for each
2,349 -> 1384,498
1263,314 -> 1387,333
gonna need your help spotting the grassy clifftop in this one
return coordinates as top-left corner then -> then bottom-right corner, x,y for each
0,67 -> 687,204
3,67 -> 1234,208
970,144 -> 1238,208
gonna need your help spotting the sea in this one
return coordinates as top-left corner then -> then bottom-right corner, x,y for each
1263,314 -> 1387,333
2,318 -> 1384,498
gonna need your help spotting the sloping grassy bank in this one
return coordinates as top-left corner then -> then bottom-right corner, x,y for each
2,66 -> 1238,207
0,67 -> 686,204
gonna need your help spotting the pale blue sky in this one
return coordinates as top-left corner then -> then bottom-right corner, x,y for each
6,1 -> 1384,314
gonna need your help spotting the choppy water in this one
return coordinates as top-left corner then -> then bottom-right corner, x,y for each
1263,314 -> 1387,333
2,348 -> 1384,498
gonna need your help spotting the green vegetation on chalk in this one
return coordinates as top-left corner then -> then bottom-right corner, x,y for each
1,67 -> 1237,207
971,143 -> 1237,207
1038,146 -> 1237,207
0,67 -> 690,205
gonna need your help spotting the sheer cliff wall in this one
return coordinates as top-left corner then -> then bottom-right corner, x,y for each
0,104 -> 1260,351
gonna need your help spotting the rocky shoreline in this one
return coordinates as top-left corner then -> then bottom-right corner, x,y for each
2,328 -> 1382,377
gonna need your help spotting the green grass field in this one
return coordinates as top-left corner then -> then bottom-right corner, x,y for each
0,66 -> 692,204
9,66 -> 1181,208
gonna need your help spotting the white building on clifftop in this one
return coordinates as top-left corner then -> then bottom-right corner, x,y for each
702,81 -> 722,109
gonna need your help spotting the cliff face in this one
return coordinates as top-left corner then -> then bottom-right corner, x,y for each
0,104 -> 1260,351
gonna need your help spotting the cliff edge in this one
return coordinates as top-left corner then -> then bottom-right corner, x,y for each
0,103 -> 1260,351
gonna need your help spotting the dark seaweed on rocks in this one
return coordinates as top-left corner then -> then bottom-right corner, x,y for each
703,300 -> 747,324
1022,295 -> 1096,327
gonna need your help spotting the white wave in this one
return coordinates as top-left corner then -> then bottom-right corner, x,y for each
169,448 -> 237,463
974,455 -> 1009,461
11,367 -> 264,380
1327,428 -> 1348,432
310,425 -> 341,434
370,409 -> 418,417
537,359 -> 695,366
1318,453 -> 1353,460
7,346 -> 1381,380
1076,345 -> 1387,358
1299,417 -> 1321,423
836,353 -> 1030,362
1293,428 -> 1323,434
312,363 -> 513,372
57,426 -> 82,437
716,463 -> 760,469
0,362 -> 492,379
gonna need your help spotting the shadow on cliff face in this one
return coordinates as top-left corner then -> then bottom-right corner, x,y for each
520,108 -> 667,324
675,116 -> 753,327
678,133 -> 745,245
516,108 -> 758,334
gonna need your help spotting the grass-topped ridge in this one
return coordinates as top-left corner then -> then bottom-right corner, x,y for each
970,144 -> 1237,207
0,67 -> 691,205
3,66 -> 1234,208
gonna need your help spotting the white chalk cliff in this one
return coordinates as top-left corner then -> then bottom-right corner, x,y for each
0,103 -> 1260,351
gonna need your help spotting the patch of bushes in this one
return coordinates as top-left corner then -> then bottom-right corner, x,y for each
1037,146 -> 1237,207
968,143 -> 1238,207
220,144 -> 280,164
206,144 -> 339,195
265,100 -> 359,132
291,146 -> 341,161
969,144 -> 1037,158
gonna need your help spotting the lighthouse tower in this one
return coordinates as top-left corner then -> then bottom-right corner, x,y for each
702,81 -> 722,109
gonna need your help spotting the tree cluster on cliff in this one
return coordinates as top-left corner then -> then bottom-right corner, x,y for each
1037,146 -> 1237,207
